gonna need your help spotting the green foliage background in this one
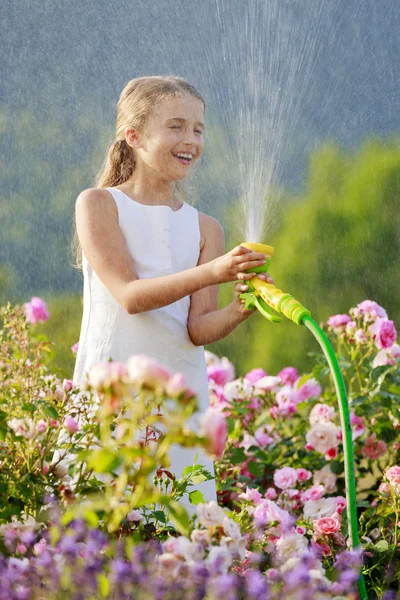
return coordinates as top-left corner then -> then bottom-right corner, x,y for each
1,106 -> 399,379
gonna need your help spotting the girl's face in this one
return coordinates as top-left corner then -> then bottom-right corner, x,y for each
130,93 -> 205,181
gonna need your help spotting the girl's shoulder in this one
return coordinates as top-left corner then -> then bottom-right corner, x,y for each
76,187 -> 118,220
198,212 -> 224,252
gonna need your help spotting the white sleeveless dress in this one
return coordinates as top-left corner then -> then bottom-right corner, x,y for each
72,187 -> 216,505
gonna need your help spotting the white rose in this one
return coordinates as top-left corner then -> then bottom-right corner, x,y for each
275,534 -> 309,564
222,517 -> 242,540
223,379 -> 252,402
220,535 -> 247,560
175,536 -> 204,562
303,498 -> 337,520
197,501 -> 225,528
313,465 -> 337,494
306,422 -> 340,453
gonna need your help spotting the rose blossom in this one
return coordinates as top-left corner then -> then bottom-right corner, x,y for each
265,487 -> 277,500
313,513 -> 341,537
254,499 -> 293,533
62,379 -> 74,392
197,501 -> 225,527
352,300 -> 387,322
24,297 -> 49,325
223,378 -> 252,402
297,468 -> 312,482
361,435 -> 387,459
327,314 -> 352,332
253,375 -> 282,394
354,329 -> 367,344
303,498 -> 337,520
273,467 -> 298,490
254,426 -> 273,446
306,422 -> 340,454
244,368 -> 268,384
36,420 -> 47,434
309,403 -> 336,425
277,367 -> 299,384
385,465 -> 400,492
325,447 -> 338,461
333,496 -> 346,514
239,487 -> 262,505
372,343 -> 400,368
296,378 -> 322,402
8,418 -> 35,439
313,465 -> 337,493
165,372 -> 187,397
369,318 -> 397,349
301,485 -> 325,503
207,365 -> 231,386
200,408 -> 227,459
350,413 -> 365,440
275,534 -> 309,564
126,355 -> 171,390
71,342 -> 79,354
126,509 -> 142,522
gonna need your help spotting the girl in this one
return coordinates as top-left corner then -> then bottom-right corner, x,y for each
72,75 -> 272,503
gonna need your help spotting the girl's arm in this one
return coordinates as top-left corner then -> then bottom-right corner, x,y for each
75,189 -> 268,315
187,213 -> 270,346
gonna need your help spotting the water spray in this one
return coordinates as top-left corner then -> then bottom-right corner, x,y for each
239,242 -> 368,600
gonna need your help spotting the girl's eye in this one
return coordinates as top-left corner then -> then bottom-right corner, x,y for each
195,130 -> 203,135
170,125 -> 181,129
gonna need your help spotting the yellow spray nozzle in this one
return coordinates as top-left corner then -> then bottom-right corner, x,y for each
239,242 -> 311,325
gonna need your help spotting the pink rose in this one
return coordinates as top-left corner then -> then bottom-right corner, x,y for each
126,355 -> 171,390
165,372 -> 187,397
71,342 -> 79,354
64,416 -> 79,434
265,487 -> 277,500
385,466 -> 400,486
313,514 -> 341,536
254,499 -> 293,533
297,468 -> 312,482
353,300 -> 387,322
369,318 -> 397,349
296,378 -> 322,402
327,314 -> 352,332
253,375 -> 282,393
239,487 -> 262,505
24,297 -> 49,325
244,368 -> 268,384
36,420 -> 47,434
301,485 -> 325,503
273,467 -> 298,490
62,379 -> 74,392
333,496 -> 346,514
361,435 -> 387,459
350,413 -> 364,440
277,367 -> 298,385
325,447 -> 338,461
372,343 -> 400,368
254,426 -> 273,447
207,365 -> 231,386
378,483 -> 391,497
200,408 -> 227,459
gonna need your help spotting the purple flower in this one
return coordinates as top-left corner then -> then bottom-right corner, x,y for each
245,569 -> 269,597
327,314 -> 352,331
277,367 -> 298,384
369,318 -> 397,349
244,368 -> 268,384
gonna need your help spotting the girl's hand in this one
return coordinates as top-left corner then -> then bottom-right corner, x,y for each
208,245 -> 271,285
232,272 -> 275,321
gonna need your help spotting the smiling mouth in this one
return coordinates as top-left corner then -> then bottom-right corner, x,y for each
172,152 -> 194,165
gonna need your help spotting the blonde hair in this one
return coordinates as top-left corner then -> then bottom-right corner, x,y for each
72,75 -> 205,270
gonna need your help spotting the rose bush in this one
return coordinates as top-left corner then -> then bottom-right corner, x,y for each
0,297 -> 399,598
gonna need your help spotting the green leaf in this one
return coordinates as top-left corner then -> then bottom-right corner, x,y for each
42,403 -> 59,419
330,461 -> 344,474
86,448 -> 122,473
229,447 -> 247,465
189,490 -> 205,506
152,510 -> 167,523
246,461 -> 266,478
374,540 -> 389,552
166,500 -> 190,536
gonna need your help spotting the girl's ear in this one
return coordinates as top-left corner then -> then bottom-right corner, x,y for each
125,128 -> 142,150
